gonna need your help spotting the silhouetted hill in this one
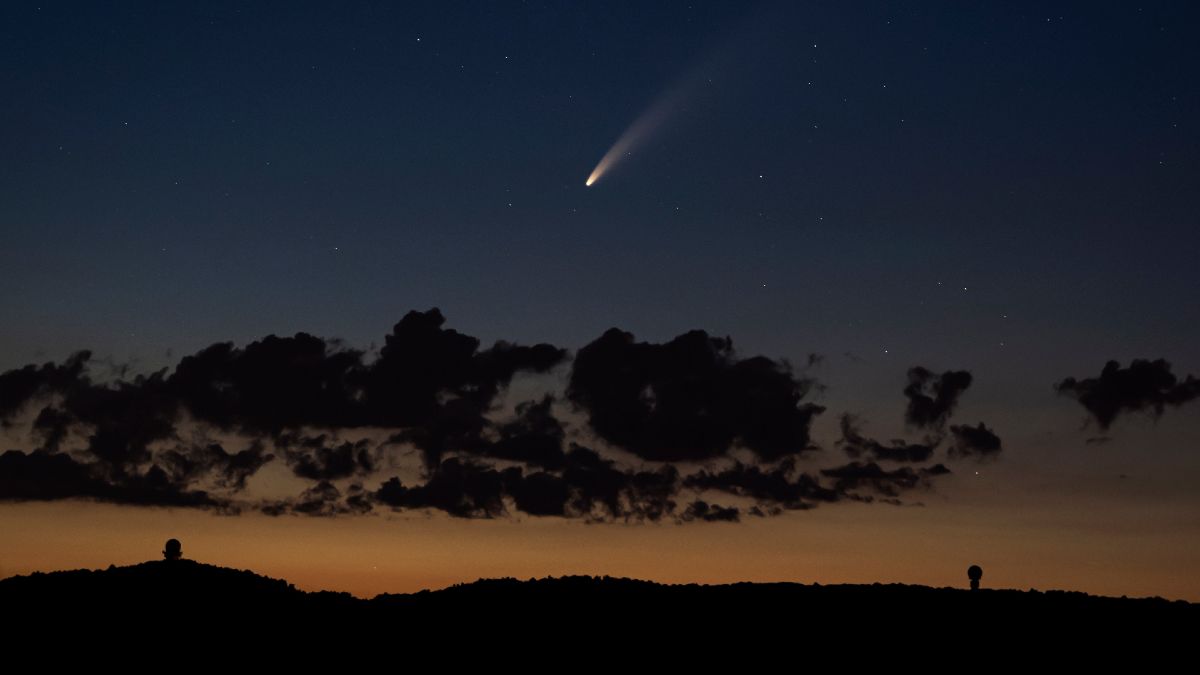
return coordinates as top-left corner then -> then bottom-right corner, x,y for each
2,561 -> 1195,652
1,559 -> 297,603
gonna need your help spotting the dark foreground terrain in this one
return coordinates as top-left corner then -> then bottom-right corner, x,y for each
2,560 -> 1195,656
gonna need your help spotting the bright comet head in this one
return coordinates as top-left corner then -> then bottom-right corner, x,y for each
585,165 -> 604,186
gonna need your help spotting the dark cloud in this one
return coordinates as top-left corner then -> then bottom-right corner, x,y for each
364,311 -> 568,466
0,308 -> 565,511
1055,359 -> 1200,430
680,500 -> 740,523
0,310 -> 966,521
474,396 -> 567,470
374,458 -> 513,518
384,398 -> 492,470
0,449 -> 225,509
0,351 -> 90,422
160,441 -> 273,490
164,309 -> 568,467
169,309 -> 567,465
372,446 -> 682,522
686,453 -> 951,509
684,458 -> 838,510
837,414 -> 938,463
364,312 -> 566,427
0,449 -> 107,502
262,481 -> 373,517
506,470 -> 572,517
948,423 -> 1002,460
567,328 -> 824,463
276,433 -> 374,481
168,333 -> 366,433
922,464 -> 952,476
63,369 -> 178,475
820,461 -> 950,499
561,445 -> 679,522
32,406 -> 72,452
903,367 -> 973,430
0,356 -> 256,510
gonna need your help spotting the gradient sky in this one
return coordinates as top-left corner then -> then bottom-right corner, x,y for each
2,1 -> 1199,601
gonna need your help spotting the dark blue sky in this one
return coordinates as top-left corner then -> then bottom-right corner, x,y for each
3,0 -> 1198,393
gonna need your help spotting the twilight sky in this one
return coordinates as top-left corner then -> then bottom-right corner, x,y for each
2,1 -> 1199,601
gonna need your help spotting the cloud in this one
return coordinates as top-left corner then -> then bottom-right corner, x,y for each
262,481 -> 373,517
819,461 -> 950,499
680,500 -> 740,522
0,309 -> 966,521
0,308 -> 565,511
373,445 -> 683,522
1055,359 -> 1200,430
167,333 -> 365,434
684,458 -> 838,510
363,313 -> 566,465
0,351 -> 91,422
567,328 -> 824,463
948,423 -> 1002,460
558,444 -> 680,522
505,470 -> 573,517
170,309 -> 567,466
471,395 -> 568,470
32,405 -> 72,452
276,433 -> 375,481
903,367 -> 973,430
685,454 -> 947,508
159,440 -> 274,490
374,458 -> 514,519
837,414 -> 938,463
0,449 -> 225,510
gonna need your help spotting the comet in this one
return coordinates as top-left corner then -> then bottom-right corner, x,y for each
583,7 -> 780,187
585,81 -> 689,187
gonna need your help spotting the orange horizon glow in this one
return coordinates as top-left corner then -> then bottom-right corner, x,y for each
3,481 -> 1198,603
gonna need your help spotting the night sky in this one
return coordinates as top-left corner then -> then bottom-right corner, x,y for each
3,1 -> 1199,601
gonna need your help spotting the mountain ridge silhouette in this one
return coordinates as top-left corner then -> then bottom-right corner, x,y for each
5,558 -> 1195,604
4,559 -> 1194,606
3,559 -> 1195,652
